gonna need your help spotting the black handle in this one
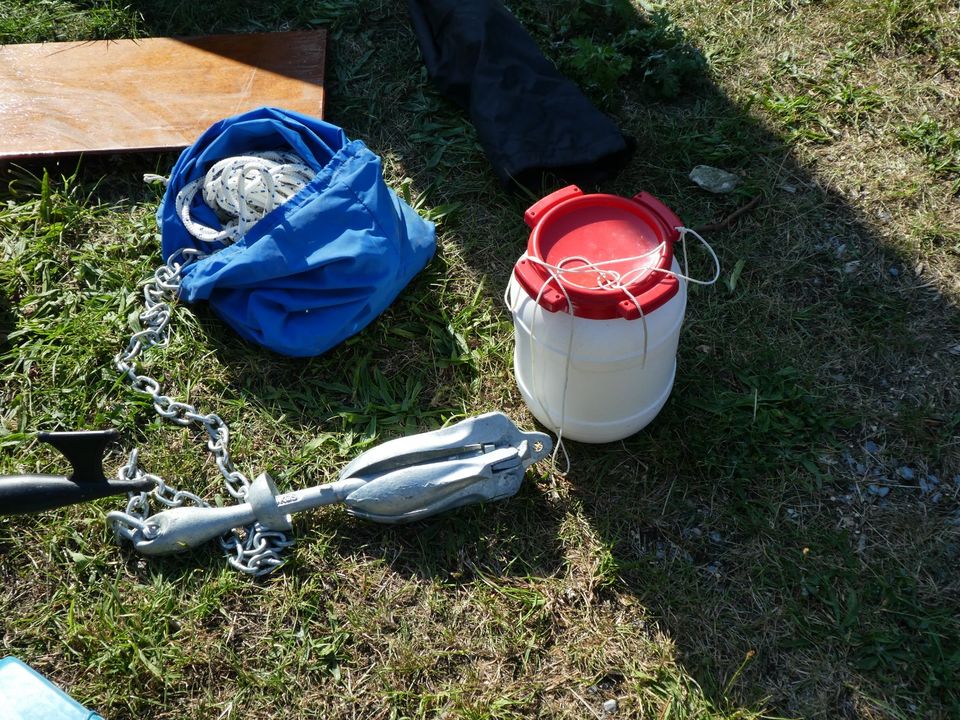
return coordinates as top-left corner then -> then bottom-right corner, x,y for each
37,429 -> 118,482
0,430 -> 155,515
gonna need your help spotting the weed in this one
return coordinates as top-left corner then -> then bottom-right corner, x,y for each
758,48 -> 889,143
0,0 -> 142,42
877,0 -> 944,50
510,1 -> 706,105
788,551 -> 960,710
566,36 -> 633,96
760,93 -> 835,144
685,367 -> 846,476
898,116 -> 960,191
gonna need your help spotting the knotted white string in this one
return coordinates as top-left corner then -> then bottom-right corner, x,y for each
505,227 -> 721,475
173,151 -> 315,244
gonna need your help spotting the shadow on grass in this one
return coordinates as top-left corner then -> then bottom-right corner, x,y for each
299,486 -> 567,581
312,4 -> 959,718
564,68 -> 958,720
482,18 -> 957,720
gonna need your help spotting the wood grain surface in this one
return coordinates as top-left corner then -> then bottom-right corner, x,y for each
0,30 -> 327,159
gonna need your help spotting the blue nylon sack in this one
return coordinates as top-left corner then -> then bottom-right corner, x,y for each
158,107 -> 436,357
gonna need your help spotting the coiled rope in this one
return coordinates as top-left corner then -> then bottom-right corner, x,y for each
172,150 -> 316,244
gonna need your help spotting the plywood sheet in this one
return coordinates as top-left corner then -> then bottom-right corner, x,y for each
0,30 -> 327,160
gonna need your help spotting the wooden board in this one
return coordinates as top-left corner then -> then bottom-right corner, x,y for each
0,30 -> 327,160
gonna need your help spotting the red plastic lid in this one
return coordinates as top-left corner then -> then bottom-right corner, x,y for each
513,185 -> 683,320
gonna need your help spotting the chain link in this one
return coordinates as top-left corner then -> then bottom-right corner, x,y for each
108,248 -> 292,575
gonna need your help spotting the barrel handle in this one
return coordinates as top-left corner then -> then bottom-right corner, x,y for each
524,185 -> 583,228
633,192 -> 683,241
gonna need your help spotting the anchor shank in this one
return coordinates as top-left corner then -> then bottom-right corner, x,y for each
272,478 -> 367,515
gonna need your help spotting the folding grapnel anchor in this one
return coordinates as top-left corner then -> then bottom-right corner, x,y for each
0,430 -> 155,514
121,412 -> 552,556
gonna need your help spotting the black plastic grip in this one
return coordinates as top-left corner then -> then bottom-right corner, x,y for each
0,430 -> 155,515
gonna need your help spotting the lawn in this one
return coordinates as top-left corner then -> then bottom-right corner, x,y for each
1,1 -> 958,718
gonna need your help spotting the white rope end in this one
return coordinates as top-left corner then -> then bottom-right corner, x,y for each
143,173 -> 169,187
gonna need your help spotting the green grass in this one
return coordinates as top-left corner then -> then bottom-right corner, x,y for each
1,1 -> 959,719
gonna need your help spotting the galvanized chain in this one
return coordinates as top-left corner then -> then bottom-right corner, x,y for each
107,248 -> 293,575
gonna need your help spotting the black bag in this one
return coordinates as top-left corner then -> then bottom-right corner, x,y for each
407,0 -> 635,191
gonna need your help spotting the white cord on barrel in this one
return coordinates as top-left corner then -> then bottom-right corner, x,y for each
173,151 -> 316,244
505,227 -> 721,474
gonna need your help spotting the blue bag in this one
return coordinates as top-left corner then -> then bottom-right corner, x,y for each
158,107 -> 436,357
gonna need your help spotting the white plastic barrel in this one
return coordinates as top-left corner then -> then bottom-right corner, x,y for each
507,185 -> 691,444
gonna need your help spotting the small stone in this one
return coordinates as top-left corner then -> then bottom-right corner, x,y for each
948,344 -> 960,356
867,484 -> 890,497
897,466 -> 914,481
863,440 -> 880,454
689,165 -> 742,194
835,243 -> 847,257
919,477 -> 934,494
877,210 -> 892,222
888,266 -> 900,277
844,260 -> 861,274
603,699 -> 619,714
855,462 -> 867,475
706,562 -> 720,576
709,531 -> 723,543
931,492 -> 943,504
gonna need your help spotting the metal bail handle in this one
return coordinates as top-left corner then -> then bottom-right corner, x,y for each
119,412 -> 553,557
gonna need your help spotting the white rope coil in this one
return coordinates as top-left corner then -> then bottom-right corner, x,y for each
174,150 -> 315,244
